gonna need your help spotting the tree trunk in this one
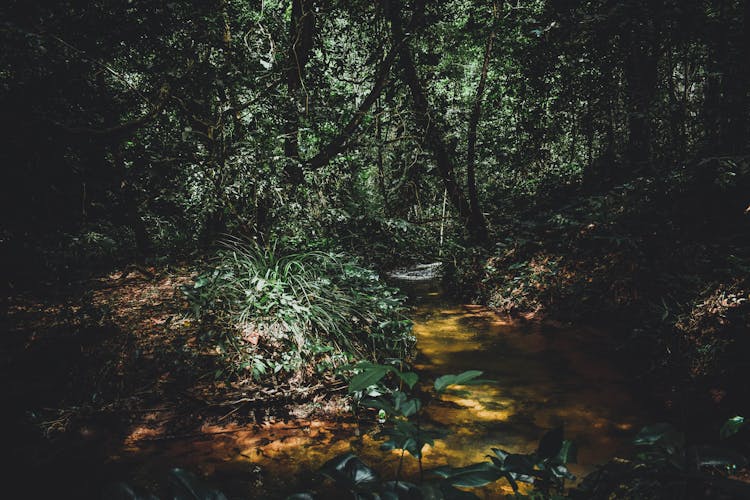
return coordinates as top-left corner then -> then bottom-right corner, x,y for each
284,0 -> 315,185
376,97 -> 389,214
384,0 -> 487,243
304,43 -> 398,171
466,1 -> 497,243
623,1 -> 658,171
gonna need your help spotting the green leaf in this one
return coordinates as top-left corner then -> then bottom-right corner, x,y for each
554,440 -> 578,464
403,437 -> 421,458
487,449 -> 537,486
392,390 -> 421,417
490,448 -> 511,462
168,468 -> 228,500
503,454 -> 536,477
378,421 -> 448,459
634,423 -> 685,450
549,464 -> 575,480
348,365 -> 393,393
428,463 -> 503,488
720,416 -> 745,440
398,398 -> 421,417
396,371 -> 419,389
434,370 -> 484,393
320,453 -> 379,492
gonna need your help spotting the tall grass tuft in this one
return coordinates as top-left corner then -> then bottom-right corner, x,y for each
187,237 -> 414,383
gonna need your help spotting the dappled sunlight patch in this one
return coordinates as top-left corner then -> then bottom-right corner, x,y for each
432,392 -> 515,423
406,285 -> 651,484
126,425 -> 169,444
8,270 -> 653,497
112,282 -> 648,495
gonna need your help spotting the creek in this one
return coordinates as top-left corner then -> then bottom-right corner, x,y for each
115,274 -> 650,498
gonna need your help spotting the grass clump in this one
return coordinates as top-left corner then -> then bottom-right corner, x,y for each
187,238 -> 414,384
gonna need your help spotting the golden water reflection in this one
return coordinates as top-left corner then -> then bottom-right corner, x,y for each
409,282 -> 648,487
117,281 -> 649,498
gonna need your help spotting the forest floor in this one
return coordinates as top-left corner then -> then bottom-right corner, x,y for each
1,265 -> 349,497
4,258 -> 750,497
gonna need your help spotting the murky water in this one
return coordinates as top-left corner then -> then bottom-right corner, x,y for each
114,278 -> 649,498
402,280 -> 648,492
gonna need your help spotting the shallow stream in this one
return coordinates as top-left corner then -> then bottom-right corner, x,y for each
116,275 -> 650,498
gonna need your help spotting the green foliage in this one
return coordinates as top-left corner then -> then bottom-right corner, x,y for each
347,361 -> 418,393
104,468 -> 227,500
320,453 -> 380,495
6,0 -> 750,496
186,239 -> 414,382
632,422 -> 747,472
309,451 -> 475,499
433,370 -> 485,393
308,363 -> 577,499
348,364 -> 481,481
576,421 -> 750,498
720,416 -> 746,440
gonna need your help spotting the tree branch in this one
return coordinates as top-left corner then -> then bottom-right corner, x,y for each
54,83 -> 170,139
305,43 -> 399,170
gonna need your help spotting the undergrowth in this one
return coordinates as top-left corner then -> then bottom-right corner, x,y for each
186,238 -> 415,385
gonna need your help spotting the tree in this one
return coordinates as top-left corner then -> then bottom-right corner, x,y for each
383,0 -> 488,243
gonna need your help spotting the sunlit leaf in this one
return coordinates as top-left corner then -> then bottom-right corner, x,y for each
434,370 -> 484,393
720,416 -> 745,440
555,440 -> 578,464
348,365 -> 393,393
549,464 -> 575,480
320,453 -> 379,491
634,423 -> 685,451
490,448 -> 511,462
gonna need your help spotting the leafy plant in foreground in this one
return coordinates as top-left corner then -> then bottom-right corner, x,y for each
295,363 -> 577,499
574,417 -> 750,499
720,415 -> 746,440
104,468 -> 227,500
430,426 -> 578,497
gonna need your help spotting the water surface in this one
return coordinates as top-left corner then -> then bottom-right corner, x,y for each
116,279 -> 649,497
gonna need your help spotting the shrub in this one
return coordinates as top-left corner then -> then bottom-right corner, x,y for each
187,238 -> 415,383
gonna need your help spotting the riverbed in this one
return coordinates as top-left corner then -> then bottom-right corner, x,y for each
113,277 -> 649,498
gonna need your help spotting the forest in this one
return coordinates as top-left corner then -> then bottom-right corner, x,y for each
2,0 -> 750,498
